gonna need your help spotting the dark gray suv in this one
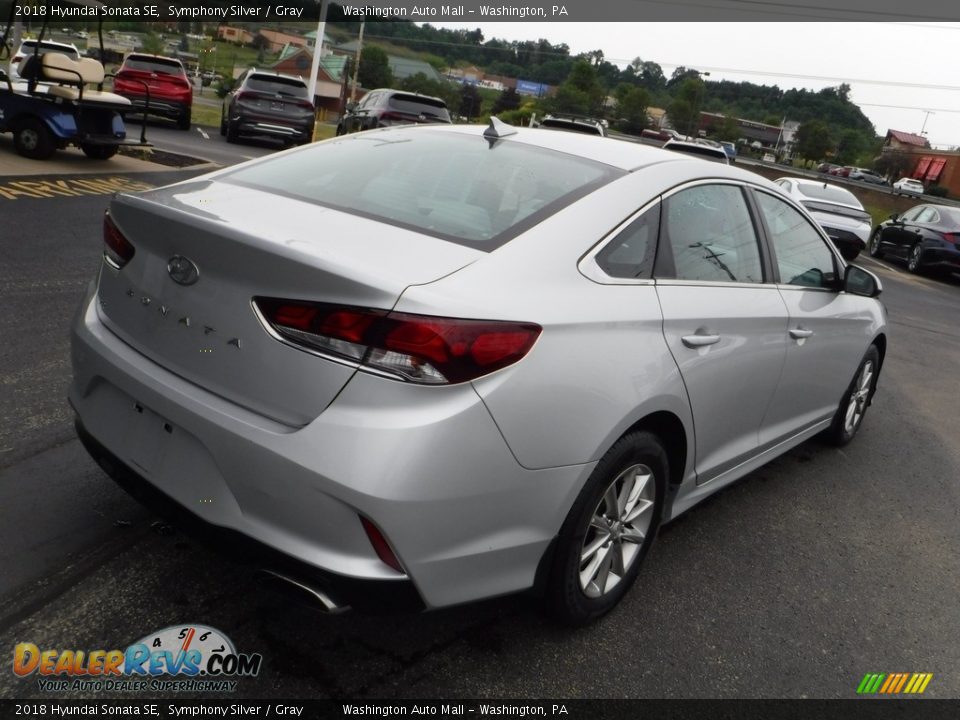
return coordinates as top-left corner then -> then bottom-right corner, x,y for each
221,69 -> 315,146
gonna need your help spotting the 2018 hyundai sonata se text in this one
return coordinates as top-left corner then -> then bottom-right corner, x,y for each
70,121 -> 887,624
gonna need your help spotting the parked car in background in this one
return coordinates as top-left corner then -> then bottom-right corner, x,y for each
8,39 -> 80,82
774,177 -> 872,259
848,168 -> 888,185
222,69 -> 315,146
720,141 -> 737,163
663,138 -> 729,163
537,114 -> 606,136
817,162 -> 839,174
70,123 -> 885,625
829,166 -> 856,178
113,53 -> 193,130
640,127 -> 684,142
892,177 -> 924,197
869,204 -> 960,274
336,88 -> 451,135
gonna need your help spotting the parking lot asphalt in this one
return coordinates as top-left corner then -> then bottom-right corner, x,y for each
1,152 -> 958,701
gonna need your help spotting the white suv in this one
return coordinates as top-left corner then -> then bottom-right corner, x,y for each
9,39 -> 81,82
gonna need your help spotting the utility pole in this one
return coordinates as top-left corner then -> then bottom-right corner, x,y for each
350,19 -> 364,103
919,110 -> 934,138
306,0 -> 329,106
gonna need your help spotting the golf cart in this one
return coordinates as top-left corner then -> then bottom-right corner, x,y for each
0,0 -> 149,160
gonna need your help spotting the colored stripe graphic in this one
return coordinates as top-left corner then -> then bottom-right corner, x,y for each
857,673 -> 933,694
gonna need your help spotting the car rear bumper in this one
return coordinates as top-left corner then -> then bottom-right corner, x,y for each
233,112 -> 313,141
117,93 -> 190,120
70,281 -> 587,609
922,247 -> 960,272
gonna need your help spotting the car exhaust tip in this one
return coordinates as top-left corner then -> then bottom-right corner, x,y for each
258,570 -> 351,614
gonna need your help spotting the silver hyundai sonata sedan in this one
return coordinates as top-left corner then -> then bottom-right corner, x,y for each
70,121 -> 887,624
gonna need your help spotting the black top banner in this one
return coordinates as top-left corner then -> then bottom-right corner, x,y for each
2,0 -> 960,22
1,700 -> 960,720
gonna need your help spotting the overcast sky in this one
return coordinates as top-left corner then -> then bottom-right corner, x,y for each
429,22 -> 960,148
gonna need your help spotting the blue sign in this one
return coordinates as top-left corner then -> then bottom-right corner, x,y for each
517,80 -> 548,97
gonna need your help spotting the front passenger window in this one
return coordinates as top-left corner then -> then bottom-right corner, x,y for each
756,191 -> 837,289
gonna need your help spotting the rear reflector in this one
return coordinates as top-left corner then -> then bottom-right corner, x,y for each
360,517 -> 404,573
255,298 -> 541,385
102,212 -> 135,269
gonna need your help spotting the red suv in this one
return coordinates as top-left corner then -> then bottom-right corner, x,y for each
113,53 -> 193,130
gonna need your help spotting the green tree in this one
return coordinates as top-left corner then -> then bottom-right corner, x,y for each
794,120 -> 833,162
398,73 -> 460,115
552,59 -> 604,116
460,83 -> 482,120
358,45 -> 393,90
614,84 -> 650,135
141,33 -> 164,55
667,78 -> 704,136
492,87 -> 522,115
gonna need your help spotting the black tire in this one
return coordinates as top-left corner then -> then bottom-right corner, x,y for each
868,229 -> 885,259
13,116 -> 55,160
81,144 -> 118,160
547,430 -> 667,625
226,119 -> 239,144
177,112 -> 192,131
840,247 -> 860,261
907,243 -> 924,274
824,345 -> 880,447
220,113 -> 227,136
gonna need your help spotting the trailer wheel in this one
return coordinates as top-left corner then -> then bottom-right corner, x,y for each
14,117 -> 55,160
81,144 -> 119,160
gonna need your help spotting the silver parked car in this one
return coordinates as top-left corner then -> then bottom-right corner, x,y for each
70,121 -> 887,624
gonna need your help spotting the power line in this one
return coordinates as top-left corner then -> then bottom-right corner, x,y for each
857,102 -> 960,114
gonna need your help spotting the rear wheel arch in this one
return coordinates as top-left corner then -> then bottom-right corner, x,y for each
620,410 -> 688,491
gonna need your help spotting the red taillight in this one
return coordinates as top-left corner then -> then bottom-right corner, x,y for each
103,212 -> 135,269
378,112 -> 405,123
255,298 -> 541,385
360,517 -> 404,573
235,91 -> 254,103
943,232 -> 958,245
297,99 -> 315,111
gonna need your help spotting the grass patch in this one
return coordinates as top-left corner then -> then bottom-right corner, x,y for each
191,104 -> 223,130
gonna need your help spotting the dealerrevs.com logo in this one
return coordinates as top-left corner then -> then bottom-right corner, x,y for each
13,624 -> 262,693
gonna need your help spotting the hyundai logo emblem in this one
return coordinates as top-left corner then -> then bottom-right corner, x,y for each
167,255 -> 200,286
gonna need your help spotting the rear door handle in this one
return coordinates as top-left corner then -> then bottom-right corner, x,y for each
681,333 -> 721,348
789,328 -> 814,339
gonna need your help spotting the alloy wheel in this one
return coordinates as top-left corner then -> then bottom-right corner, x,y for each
908,245 -> 922,272
579,463 -> 656,599
843,359 -> 874,435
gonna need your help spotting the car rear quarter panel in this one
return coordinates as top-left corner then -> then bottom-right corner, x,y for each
395,161 -> 718,476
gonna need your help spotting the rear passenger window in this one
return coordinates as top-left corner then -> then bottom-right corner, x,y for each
755,191 -> 837,289
595,203 -> 660,279
660,185 -> 763,283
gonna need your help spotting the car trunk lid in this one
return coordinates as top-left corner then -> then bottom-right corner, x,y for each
97,180 -> 481,426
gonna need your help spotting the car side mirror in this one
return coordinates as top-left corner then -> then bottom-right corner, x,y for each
888,212 -> 899,222
844,265 -> 882,298
345,101 -> 356,113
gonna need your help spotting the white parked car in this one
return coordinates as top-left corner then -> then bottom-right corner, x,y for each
774,178 -> 873,260
8,39 -> 80,82
893,178 -> 924,197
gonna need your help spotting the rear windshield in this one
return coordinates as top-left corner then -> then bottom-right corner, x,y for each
664,144 -> 727,162
223,128 -> 623,250
387,94 -> 450,121
123,56 -> 184,74
21,41 -> 79,59
246,74 -> 309,98
795,182 -> 860,206
540,119 -> 602,135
